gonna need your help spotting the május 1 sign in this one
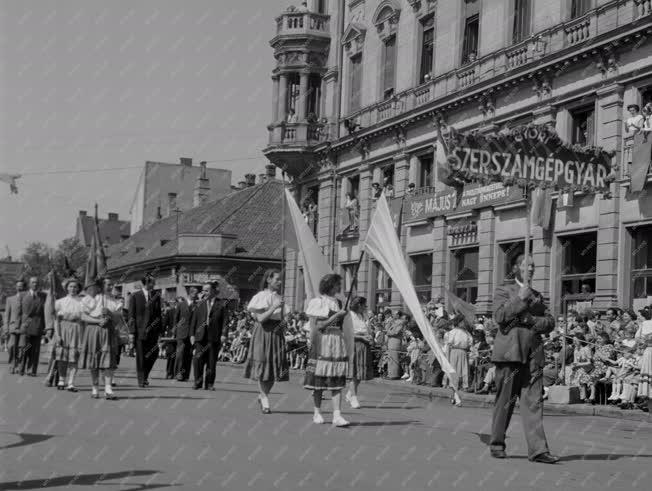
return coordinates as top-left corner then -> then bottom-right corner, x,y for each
446,125 -> 613,191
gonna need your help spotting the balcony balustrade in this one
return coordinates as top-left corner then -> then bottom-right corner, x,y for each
341,0 -> 643,129
275,11 -> 330,38
268,122 -> 329,146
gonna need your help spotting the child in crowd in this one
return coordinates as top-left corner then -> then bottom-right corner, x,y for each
608,345 -> 638,403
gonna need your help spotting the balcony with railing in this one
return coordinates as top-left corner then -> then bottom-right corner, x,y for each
275,11 -> 330,38
340,0 -> 644,131
268,122 -> 330,146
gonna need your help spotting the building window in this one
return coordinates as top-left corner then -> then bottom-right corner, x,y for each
418,154 -> 433,189
419,15 -> 435,83
349,54 -> 363,113
317,0 -> 327,14
167,193 -> 177,217
512,0 -> 531,44
302,185 -> 319,237
411,254 -> 433,303
342,263 -> 358,297
383,165 -> 395,197
571,106 -> 595,146
307,74 -> 322,118
631,225 -> 652,310
462,0 -> 480,64
382,35 -> 397,100
571,0 -> 591,18
560,232 -> 597,313
451,247 -> 478,303
373,261 -> 392,309
288,73 -> 301,115
341,175 -> 360,234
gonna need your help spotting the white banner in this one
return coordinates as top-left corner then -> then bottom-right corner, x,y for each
364,194 -> 455,374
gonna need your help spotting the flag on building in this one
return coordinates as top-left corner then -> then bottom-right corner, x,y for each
364,193 -> 455,374
631,132 -> 652,193
530,187 -> 553,230
435,127 -> 464,196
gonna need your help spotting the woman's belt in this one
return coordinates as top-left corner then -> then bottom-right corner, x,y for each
450,346 -> 470,351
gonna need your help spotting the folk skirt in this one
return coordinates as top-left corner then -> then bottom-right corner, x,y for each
80,322 -> 116,370
244,320 -> 289,382
54,320 -> 84,365
639,347 -> 652,399
351,339 -> 374,381
304,327 -> 348,391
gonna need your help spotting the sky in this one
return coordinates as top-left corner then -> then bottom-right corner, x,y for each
0,0 -> 289,257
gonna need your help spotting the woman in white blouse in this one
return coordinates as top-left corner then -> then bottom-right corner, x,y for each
304,274 -> 350,427
53,277 -> 86,391
344,296 -> 374,409
244,269 -> 290,414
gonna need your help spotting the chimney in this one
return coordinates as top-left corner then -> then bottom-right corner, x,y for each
193,161 -> 210,206
265,164 -> 277,178
244,173 -> 256,187
238,180 -> 247,189
79,210 -> 87,217
258,173 -> 267,184
180,157 -> 193,167
108,212 -> 118,221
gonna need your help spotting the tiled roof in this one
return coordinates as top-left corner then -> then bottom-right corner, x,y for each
107,180 -> 284,271
78,216 -> 130,247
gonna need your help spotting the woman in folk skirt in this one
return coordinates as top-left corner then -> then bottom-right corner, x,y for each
445,314 -> 473,406
52,277 -> 86,391
304,274 -> 351,427
244,269 -> 289,414
80,278 -> 120,400
344,296 -> 374,409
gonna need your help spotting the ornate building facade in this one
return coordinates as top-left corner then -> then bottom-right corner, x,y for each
264,0 -> 652,315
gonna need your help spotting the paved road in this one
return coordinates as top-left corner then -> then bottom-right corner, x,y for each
0,354 -> 650,491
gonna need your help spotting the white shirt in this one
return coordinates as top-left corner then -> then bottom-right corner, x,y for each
142,289 -> 150,302
636,320 -> 652,339
247,290 -> 288,321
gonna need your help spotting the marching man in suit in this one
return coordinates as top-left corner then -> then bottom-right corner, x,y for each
5,278 -> 25,373
190,281 -> 227,391
490,254 -> 559,464
174,285 -> 199,381
128,274 -> 163,387
19,276 -> 47,376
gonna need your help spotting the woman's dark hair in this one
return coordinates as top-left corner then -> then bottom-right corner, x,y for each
598,332 -> 611,344
350,296 -> 367,311
624,308 -> 638,320
574,333 -> 586,345
639,306 -> 652,320
318,273 -> 342,295
260,268 -> 281,291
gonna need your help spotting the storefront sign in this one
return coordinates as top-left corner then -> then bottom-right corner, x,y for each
400,182 -> 522,223
446,125 -> 613,191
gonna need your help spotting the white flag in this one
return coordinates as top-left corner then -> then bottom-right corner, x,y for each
364,193 -> 455,374
284,189 -> 332,301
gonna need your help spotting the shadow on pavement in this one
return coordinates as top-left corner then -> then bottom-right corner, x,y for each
348,420 -> 421,427
558,453 -> 652,462
0,432 -> 55,450
0,470 -> 173,490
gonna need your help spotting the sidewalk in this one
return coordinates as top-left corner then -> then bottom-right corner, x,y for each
372,378 -> 652,423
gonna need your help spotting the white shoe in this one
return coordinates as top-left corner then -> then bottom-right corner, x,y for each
401,373 -> 410,380
405,377 -> 413,383
346,392 -> 361,409
332,415 -> 350,427
313,412 -> 325,424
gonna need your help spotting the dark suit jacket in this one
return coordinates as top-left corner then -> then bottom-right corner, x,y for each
492,283 -> 555,366
190,298 -> 227,343
20,291 -> 46,337
128,290 -> 163,340
174,298 -> 197,340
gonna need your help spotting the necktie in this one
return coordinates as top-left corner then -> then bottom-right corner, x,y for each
207,300 -> 213,323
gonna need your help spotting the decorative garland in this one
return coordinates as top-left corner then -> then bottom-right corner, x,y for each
444,124 -> 619,197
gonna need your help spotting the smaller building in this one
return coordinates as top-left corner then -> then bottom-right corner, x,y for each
0,259 -> 25,311
75,210 -> 130,248
129,157 -> 233,234
107,166 -> 283,305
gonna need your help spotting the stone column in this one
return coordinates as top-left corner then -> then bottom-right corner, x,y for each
278,73 -> 289,122
408,154 -> 419,187
431,217 -> 448,299
318,168 -> 337,268
594,84 -> 624,310
298,71 -> 310,120
357,164 -> 373,298
475,208 -> 495,314
271,76 -> 280,123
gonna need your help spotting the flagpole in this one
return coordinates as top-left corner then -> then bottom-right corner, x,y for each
280,170 -> 287,322
524,186 -> 532,286
344,251 -> 365,310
